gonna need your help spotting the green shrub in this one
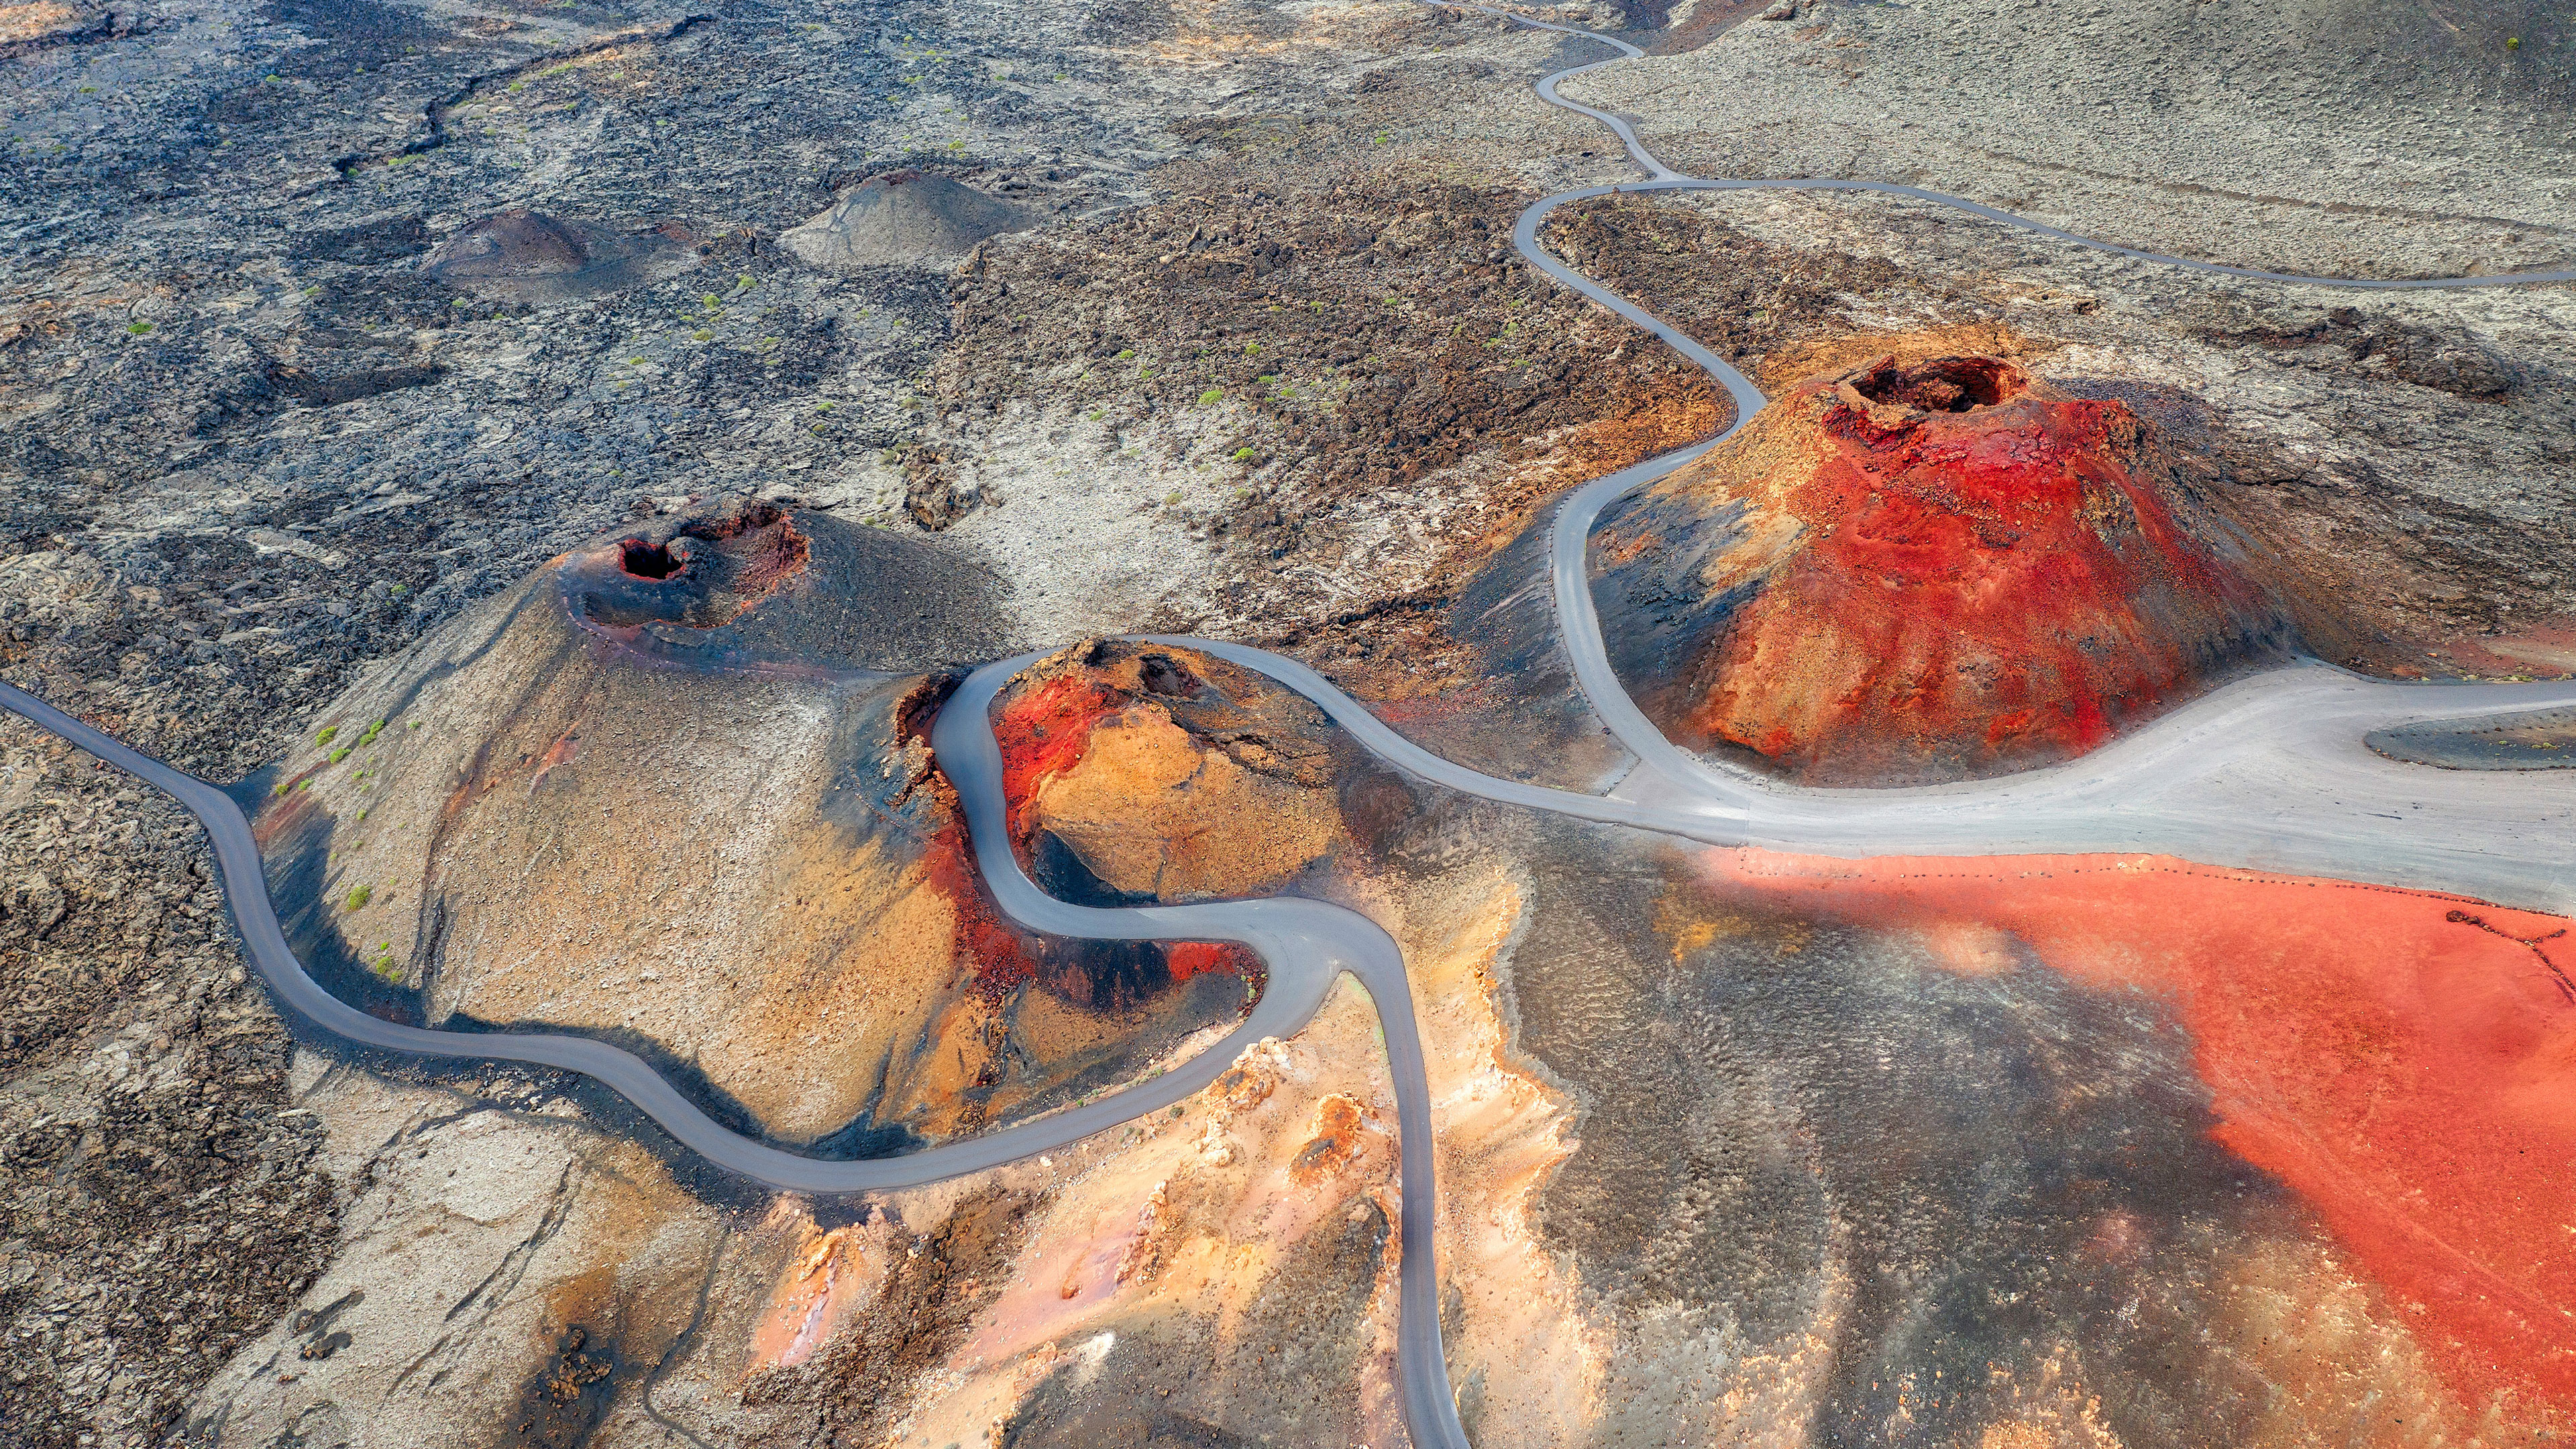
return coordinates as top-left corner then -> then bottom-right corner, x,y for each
343,884 -> 372,911
1197,388 -> 1224,406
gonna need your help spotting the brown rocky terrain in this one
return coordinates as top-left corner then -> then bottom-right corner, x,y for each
991,639 -> 1381,906
926,179 -> 1936,668
0,727 -> 341,1446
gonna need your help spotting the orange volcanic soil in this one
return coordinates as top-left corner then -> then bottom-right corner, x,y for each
1598,354 -> 2286,782
978,656 -> 1265,996
1703,847 -> 2576,1416
994,674 -> 1126,845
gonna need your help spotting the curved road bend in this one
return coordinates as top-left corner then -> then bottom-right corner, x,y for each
1157,637 -> 2576,912
4,15 -> 2575,1449
0,672 -> 1345,1194
0,663 -> 1487,1447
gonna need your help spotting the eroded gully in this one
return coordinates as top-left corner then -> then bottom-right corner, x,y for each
5,14 -> 2575,1449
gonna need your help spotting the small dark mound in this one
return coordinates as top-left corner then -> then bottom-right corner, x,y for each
780,171 -> 1036,271
423,209 -> 700,301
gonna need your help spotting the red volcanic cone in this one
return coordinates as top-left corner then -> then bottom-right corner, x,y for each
1595,354 -> 2288,784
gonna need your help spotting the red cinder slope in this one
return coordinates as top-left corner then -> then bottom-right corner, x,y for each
1593,354 -> 2286,782
1703,847 -> 2576,1419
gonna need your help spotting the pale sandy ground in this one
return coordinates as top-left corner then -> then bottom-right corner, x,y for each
1559,0 -> 2576,280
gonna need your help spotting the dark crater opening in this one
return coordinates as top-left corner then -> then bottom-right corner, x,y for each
1138,652 -> 1205,698
619,539 -> 682,580
553,495 -> 1015,671
567,498 -> 808,632
1846,355 -> 2026,413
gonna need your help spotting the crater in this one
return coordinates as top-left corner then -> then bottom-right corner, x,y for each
545,495 -> 1010,675
618,539 -> 681,582
1839,354 -> 2027,414
563,497 -> 811,633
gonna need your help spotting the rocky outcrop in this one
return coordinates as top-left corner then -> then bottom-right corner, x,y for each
989,639 -> 1390,908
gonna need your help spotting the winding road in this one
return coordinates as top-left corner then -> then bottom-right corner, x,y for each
5,11 -> 2575,1448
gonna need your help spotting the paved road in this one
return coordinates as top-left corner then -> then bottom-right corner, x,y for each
5,13 -> 2574,1449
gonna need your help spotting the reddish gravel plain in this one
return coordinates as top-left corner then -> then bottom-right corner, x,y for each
1704,847 -> 2576,1417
